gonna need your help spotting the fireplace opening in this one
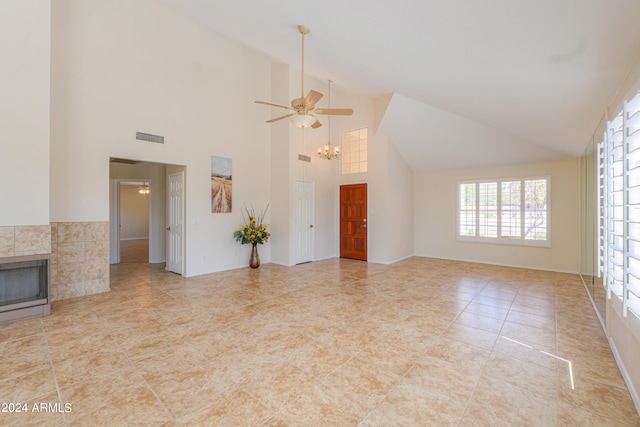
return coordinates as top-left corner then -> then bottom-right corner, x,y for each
0,254 -> 50,325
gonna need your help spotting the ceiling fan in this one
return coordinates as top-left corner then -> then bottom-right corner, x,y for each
255,25 -> 354,129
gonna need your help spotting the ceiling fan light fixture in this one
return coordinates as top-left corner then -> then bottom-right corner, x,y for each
289,114 -> 317,128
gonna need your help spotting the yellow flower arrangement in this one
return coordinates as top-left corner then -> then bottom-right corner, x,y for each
233,204 -> 271,245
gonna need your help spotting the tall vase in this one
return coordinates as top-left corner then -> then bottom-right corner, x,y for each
249,241 -> 260,268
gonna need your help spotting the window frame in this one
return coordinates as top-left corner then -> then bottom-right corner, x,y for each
457,176 -> 551,247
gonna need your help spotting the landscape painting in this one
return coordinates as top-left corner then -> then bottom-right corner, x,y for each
211,156 -> 232,213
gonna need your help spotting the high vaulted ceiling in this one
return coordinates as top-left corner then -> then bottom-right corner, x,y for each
155,0 -> 640,172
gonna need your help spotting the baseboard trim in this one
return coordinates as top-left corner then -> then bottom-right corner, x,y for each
412,253 -> 579,275
608,336 -> 640,416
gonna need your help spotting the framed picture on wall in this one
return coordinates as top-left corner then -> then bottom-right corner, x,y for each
211,156 -> 232,213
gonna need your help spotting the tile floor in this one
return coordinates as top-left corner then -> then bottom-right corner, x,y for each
0,257 -> 639,426
119,239 -> 149,264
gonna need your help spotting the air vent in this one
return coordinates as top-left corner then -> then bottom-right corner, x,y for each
136,132 -> 164,144
110,157 -> 140,165
298,154 -> 311,162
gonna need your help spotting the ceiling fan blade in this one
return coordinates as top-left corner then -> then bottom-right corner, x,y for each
255,100 -> 293,110
305,90 -> 323,107
266,113 -> 296,123
314,108 -> 354,116
311,118 -> 322,129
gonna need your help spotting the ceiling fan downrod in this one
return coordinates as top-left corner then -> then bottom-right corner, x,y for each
298,25 -> 310,100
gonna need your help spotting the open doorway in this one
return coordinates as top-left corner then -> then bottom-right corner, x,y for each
118,181 -> 151,263
109,158 -> 186,275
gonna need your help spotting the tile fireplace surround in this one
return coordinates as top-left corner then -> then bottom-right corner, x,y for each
0,222 -> 109,305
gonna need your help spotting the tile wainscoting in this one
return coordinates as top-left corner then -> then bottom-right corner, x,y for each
50,222 -> 110,301
0,225 -> 51,258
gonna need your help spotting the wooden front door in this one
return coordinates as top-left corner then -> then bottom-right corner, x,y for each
340,183 -> 367,260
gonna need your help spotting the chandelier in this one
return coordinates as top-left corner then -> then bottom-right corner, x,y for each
317,80 -> 340,160
138,182 -> 150,195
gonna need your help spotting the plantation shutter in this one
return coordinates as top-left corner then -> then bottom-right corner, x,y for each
606,111 -> 625,300
459,183 -> 476,237
625,90 -> 640,316
598,133 -> 606,281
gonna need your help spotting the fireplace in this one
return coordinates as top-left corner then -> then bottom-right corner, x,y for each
0,254 -> 50,325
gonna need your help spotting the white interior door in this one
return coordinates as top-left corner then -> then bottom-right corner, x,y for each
167,172 -> 184,274
294,179 -> 314,264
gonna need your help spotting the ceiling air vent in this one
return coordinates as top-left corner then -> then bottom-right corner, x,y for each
298,154 -> 311,162
110,157 -> 140,165
136,132 -> 164,144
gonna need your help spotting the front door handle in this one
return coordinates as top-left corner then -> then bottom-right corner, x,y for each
166,226 -> 171,231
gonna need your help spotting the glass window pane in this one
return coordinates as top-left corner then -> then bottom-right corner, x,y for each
501,181 -> 521,238
341,128 -> 368,175
524,179 -> 548,240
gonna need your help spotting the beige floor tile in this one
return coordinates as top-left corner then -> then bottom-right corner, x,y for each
461,374 -> 557,427
406,356 -> 479,402
500,320 -> 557,348
0,367 -> 57,403
442,322 -> 500,351
424,336 -> 491,374
177,388 -> 272,426
0,391 -> 66,427
357,334 -> 423,376
324,355 -> 402,409
557,400 -> 632,426
58,370 -> 148,424
287,340 -> 352,379
362,378 -> 466,426
481,353 -> 557,397
241,360 -> 317,412
150,367 -> 233,419
0,346 -> 51,382
491,334 -> 558,370
0,318 -> 44,343
463,301 -> 510,320
70,387 -> 171,426
53,348 -> 136,387
276,382 -> 369,426
558,375 -> 640,425
454,310 -> 505,333
505,309 -> 557,332
0,257 -> 636,425
46,329 -> 114,362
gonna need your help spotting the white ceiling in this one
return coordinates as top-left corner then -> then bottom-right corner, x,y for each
154,0 -> 640,172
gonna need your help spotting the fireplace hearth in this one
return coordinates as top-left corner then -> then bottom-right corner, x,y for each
0,254 -> 50,324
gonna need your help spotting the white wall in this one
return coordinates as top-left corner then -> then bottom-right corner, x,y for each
1,0 -> 50,226
383,140 -> 415,263
415,159 -> 580,273
50,0 -> 272,276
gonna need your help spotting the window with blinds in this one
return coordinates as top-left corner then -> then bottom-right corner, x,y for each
457,177 -> 550,247
601,88 -> 640,319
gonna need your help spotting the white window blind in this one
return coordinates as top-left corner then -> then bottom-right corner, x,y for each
459,183 -> 476,237
478,182 -> 498,238
625,90 -> 640,317
605,111 -> 625,300
457,177 -> 550,247
501,181 -> 521,238
602,88 -> 640,319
